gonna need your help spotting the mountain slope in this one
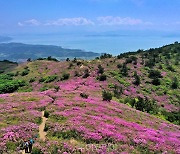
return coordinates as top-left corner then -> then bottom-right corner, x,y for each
0,43 -> 100,62
0,42 -> 179,153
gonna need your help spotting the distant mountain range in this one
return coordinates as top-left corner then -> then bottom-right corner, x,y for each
0,43 -> 100,62
0,36 -> 13,43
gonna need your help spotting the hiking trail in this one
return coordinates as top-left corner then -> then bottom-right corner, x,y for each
39,111 -> 47,141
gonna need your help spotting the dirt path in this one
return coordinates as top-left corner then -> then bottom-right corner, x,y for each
20,111 -> 47,153
39,111 -> 47,141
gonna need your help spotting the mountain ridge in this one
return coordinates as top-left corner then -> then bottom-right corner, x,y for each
0,42 -> 100,62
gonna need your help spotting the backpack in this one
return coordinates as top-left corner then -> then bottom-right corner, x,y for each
30,139 -> 34,144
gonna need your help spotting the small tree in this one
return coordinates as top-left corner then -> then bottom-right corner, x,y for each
113,85 -> 123,98
117,64 -> 122,69
83,69 -> 90,78
44,110 -> 49,118
148,70 -> 162,79
61,73 -> 70,80
133,71 -> 141,86
54,86 -> 60,92
102,91 -> 112,101
97,65 -> 104,74
80,93 -> 89,99
134,97 -> 145,112
152,78 -> 161,86
66,58 -> 70,61
121,63 -> 128,76
97,74 -> 107,81
27,58 -> 32,62
172,77 -> 178,89
73,57 -> 77,63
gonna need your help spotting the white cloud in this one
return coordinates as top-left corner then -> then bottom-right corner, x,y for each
97,16 -> 149,26
18,18 -> 94,27
45,17 -> 94,26
18,16 -> 151,27
18,19 -> 41,26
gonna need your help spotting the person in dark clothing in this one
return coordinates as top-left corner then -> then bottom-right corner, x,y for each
28,138 -> 34,153
24,141 -> 29,153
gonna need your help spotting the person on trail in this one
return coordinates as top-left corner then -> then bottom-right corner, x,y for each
24,140 -> 29,153
19,139 -> 25,150
28,138 -> 35,153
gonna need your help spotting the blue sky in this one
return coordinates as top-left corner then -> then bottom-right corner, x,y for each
0,0 -> 180,35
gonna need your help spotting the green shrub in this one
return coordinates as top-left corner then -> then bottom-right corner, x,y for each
21,68 -> 30,76
54,86 -> 60,92
152,78 -> 161,86
47,56 -> 58,62
32,147 -> 43,154
51,146 -> 58,153
29,78 -> 36,83
44,124 -> 49,132
45,75 -> 57,83
39,75 -> 57,83
50,115 -> 67,123
35,117 -> 42,124
148,70 -> 162,79
18,87 -> 33,92
6,141 -> 17,151
133,71 -> 141,86
167,65 -> 175,72
0,70 -> 4,74
134,97 -> 158,114
80,92 -> 89,99
97,65 -> 104,74
120,63 -> 128,76
171,77 -> 178,89
40,86 -> 49,92
44,110 -> 50,118
6,73 -> 15,77
162,111 -> 180,125
100,53 -> 112,59
0,80 -> 26,94
108,83 -> 115,88
113,85 -> 123,98
102,91 -> 112,101
125,56 -> 137,64
0,74 -> 13,81
82,69 -> 90,78
61,73 -> 70,80
53,129 -> 82,140
97,74 -> 107,81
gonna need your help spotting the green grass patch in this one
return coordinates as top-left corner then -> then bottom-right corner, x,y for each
50,114 -> 67,123
34,117 -> 42,125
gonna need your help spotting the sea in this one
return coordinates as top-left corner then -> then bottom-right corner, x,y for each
8,32 -> 180,55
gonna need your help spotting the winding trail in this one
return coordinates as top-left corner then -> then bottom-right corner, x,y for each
39,111 -> 47,141
21,111 -> 47,154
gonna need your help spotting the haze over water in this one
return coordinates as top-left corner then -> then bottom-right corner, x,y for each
11,32 -> 180,55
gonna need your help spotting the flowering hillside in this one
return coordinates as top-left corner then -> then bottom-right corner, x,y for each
0,42 -> 179,153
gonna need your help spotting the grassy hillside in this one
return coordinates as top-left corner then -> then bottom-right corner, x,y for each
0,42 -> 179,153
0,60 -> 18,73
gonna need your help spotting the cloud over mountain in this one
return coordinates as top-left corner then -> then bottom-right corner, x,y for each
18,16 -> 151,27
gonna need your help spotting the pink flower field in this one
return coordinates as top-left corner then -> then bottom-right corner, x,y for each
0,44 -> 180,153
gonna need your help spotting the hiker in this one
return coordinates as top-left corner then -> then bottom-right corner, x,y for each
24,140 -> 29,153
19,139 -> 25,150
28,138 -> 35,153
